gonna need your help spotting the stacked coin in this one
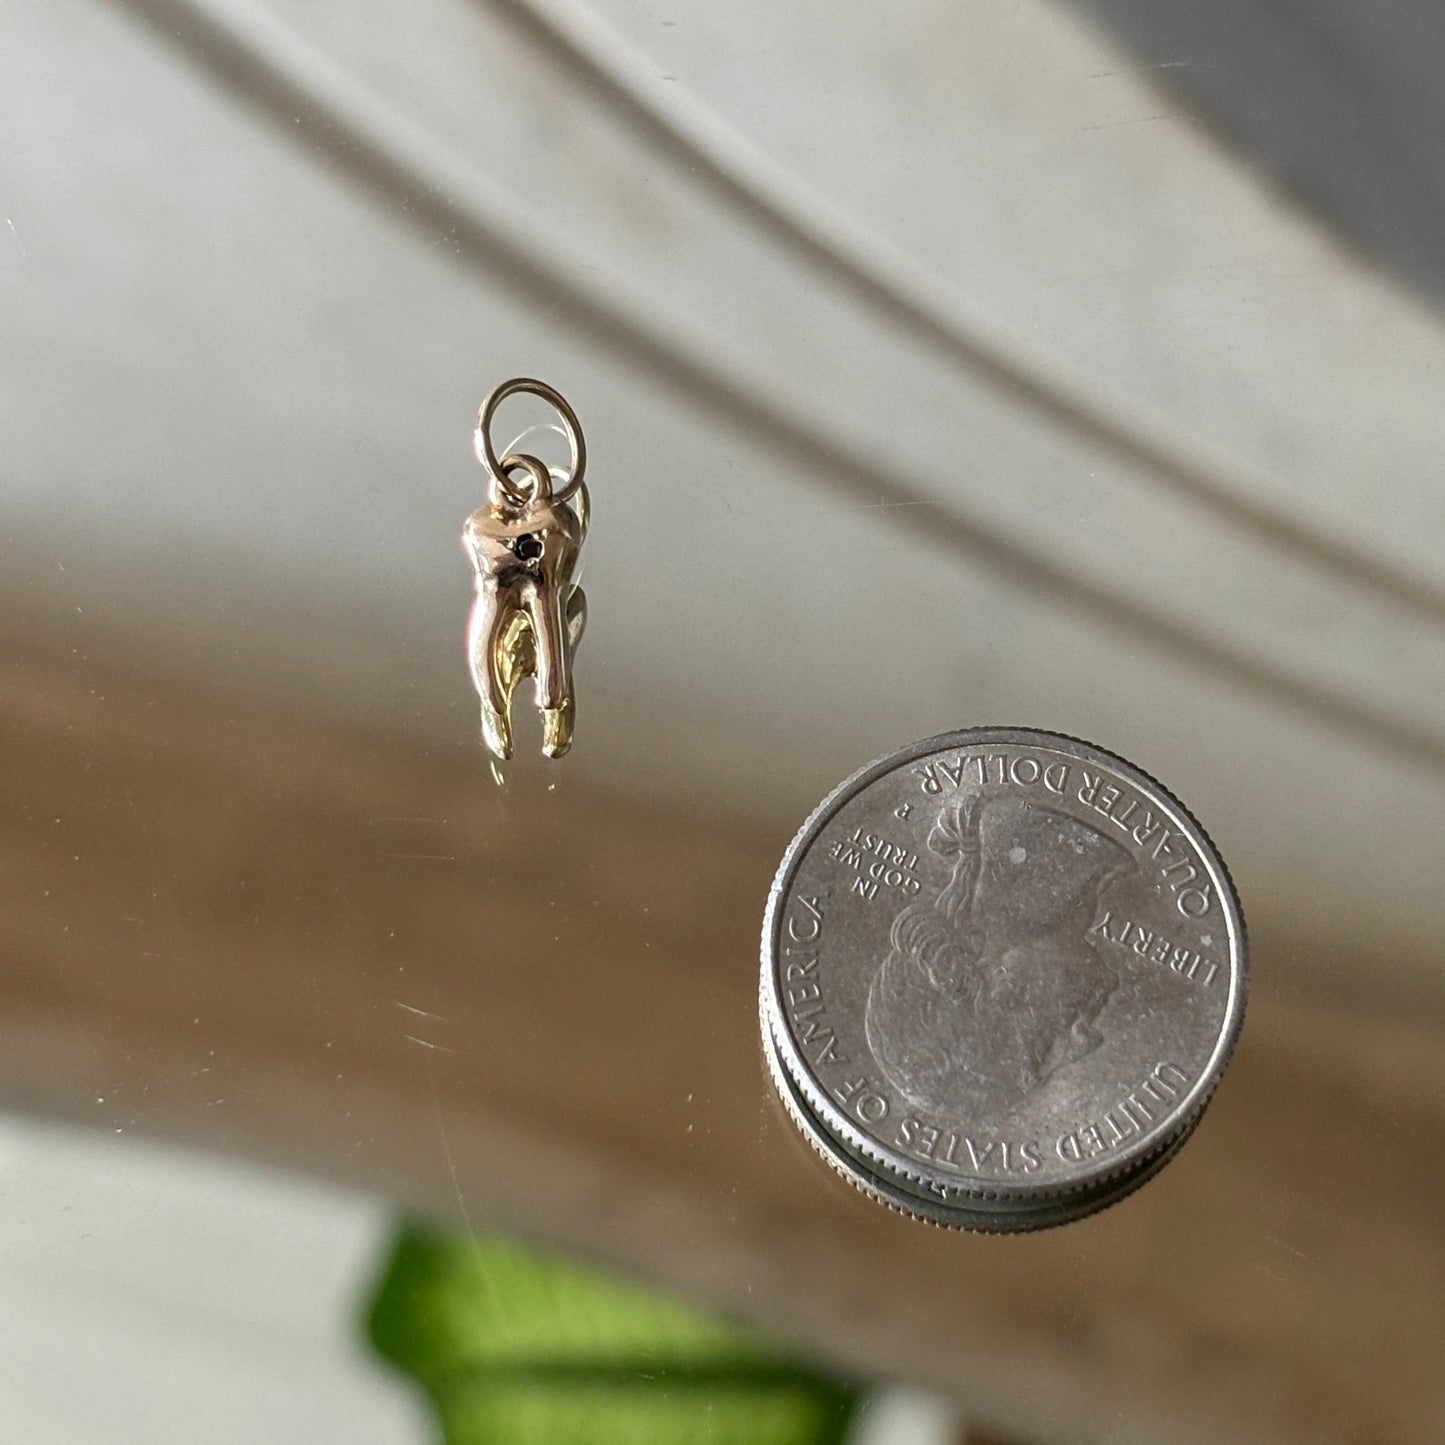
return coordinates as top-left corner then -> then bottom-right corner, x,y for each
759,728 -> 1247,1231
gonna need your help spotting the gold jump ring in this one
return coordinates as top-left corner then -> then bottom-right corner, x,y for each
476,378 -> 585,504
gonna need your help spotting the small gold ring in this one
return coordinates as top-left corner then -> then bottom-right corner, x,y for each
494,452 -> 552,503
477,378 -> 585,503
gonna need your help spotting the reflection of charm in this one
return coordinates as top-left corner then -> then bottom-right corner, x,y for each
462,379 -> 589,760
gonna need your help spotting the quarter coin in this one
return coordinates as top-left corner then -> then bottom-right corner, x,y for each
760,728 -> 1247,1230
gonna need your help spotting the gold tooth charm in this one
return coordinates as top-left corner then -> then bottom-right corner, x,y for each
461,379 -> 590,760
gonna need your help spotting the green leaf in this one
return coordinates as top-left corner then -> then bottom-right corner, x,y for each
365,1223 -> 857,1445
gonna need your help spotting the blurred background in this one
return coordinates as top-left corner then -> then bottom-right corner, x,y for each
2,1 -> 1443,1441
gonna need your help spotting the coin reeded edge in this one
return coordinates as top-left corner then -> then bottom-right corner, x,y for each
759,1000 -> 1205,1233
760,726 -> 1249,1206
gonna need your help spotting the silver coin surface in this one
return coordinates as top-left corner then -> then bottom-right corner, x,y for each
760,728 -> 1246,1226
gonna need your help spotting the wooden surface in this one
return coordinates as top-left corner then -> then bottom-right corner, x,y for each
3,631 -> 1441,1445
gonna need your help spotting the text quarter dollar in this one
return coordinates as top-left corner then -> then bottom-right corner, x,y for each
760,728 -> 1247,1232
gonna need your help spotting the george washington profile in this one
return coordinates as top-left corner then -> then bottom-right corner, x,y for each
865,793 -> 1134,1116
